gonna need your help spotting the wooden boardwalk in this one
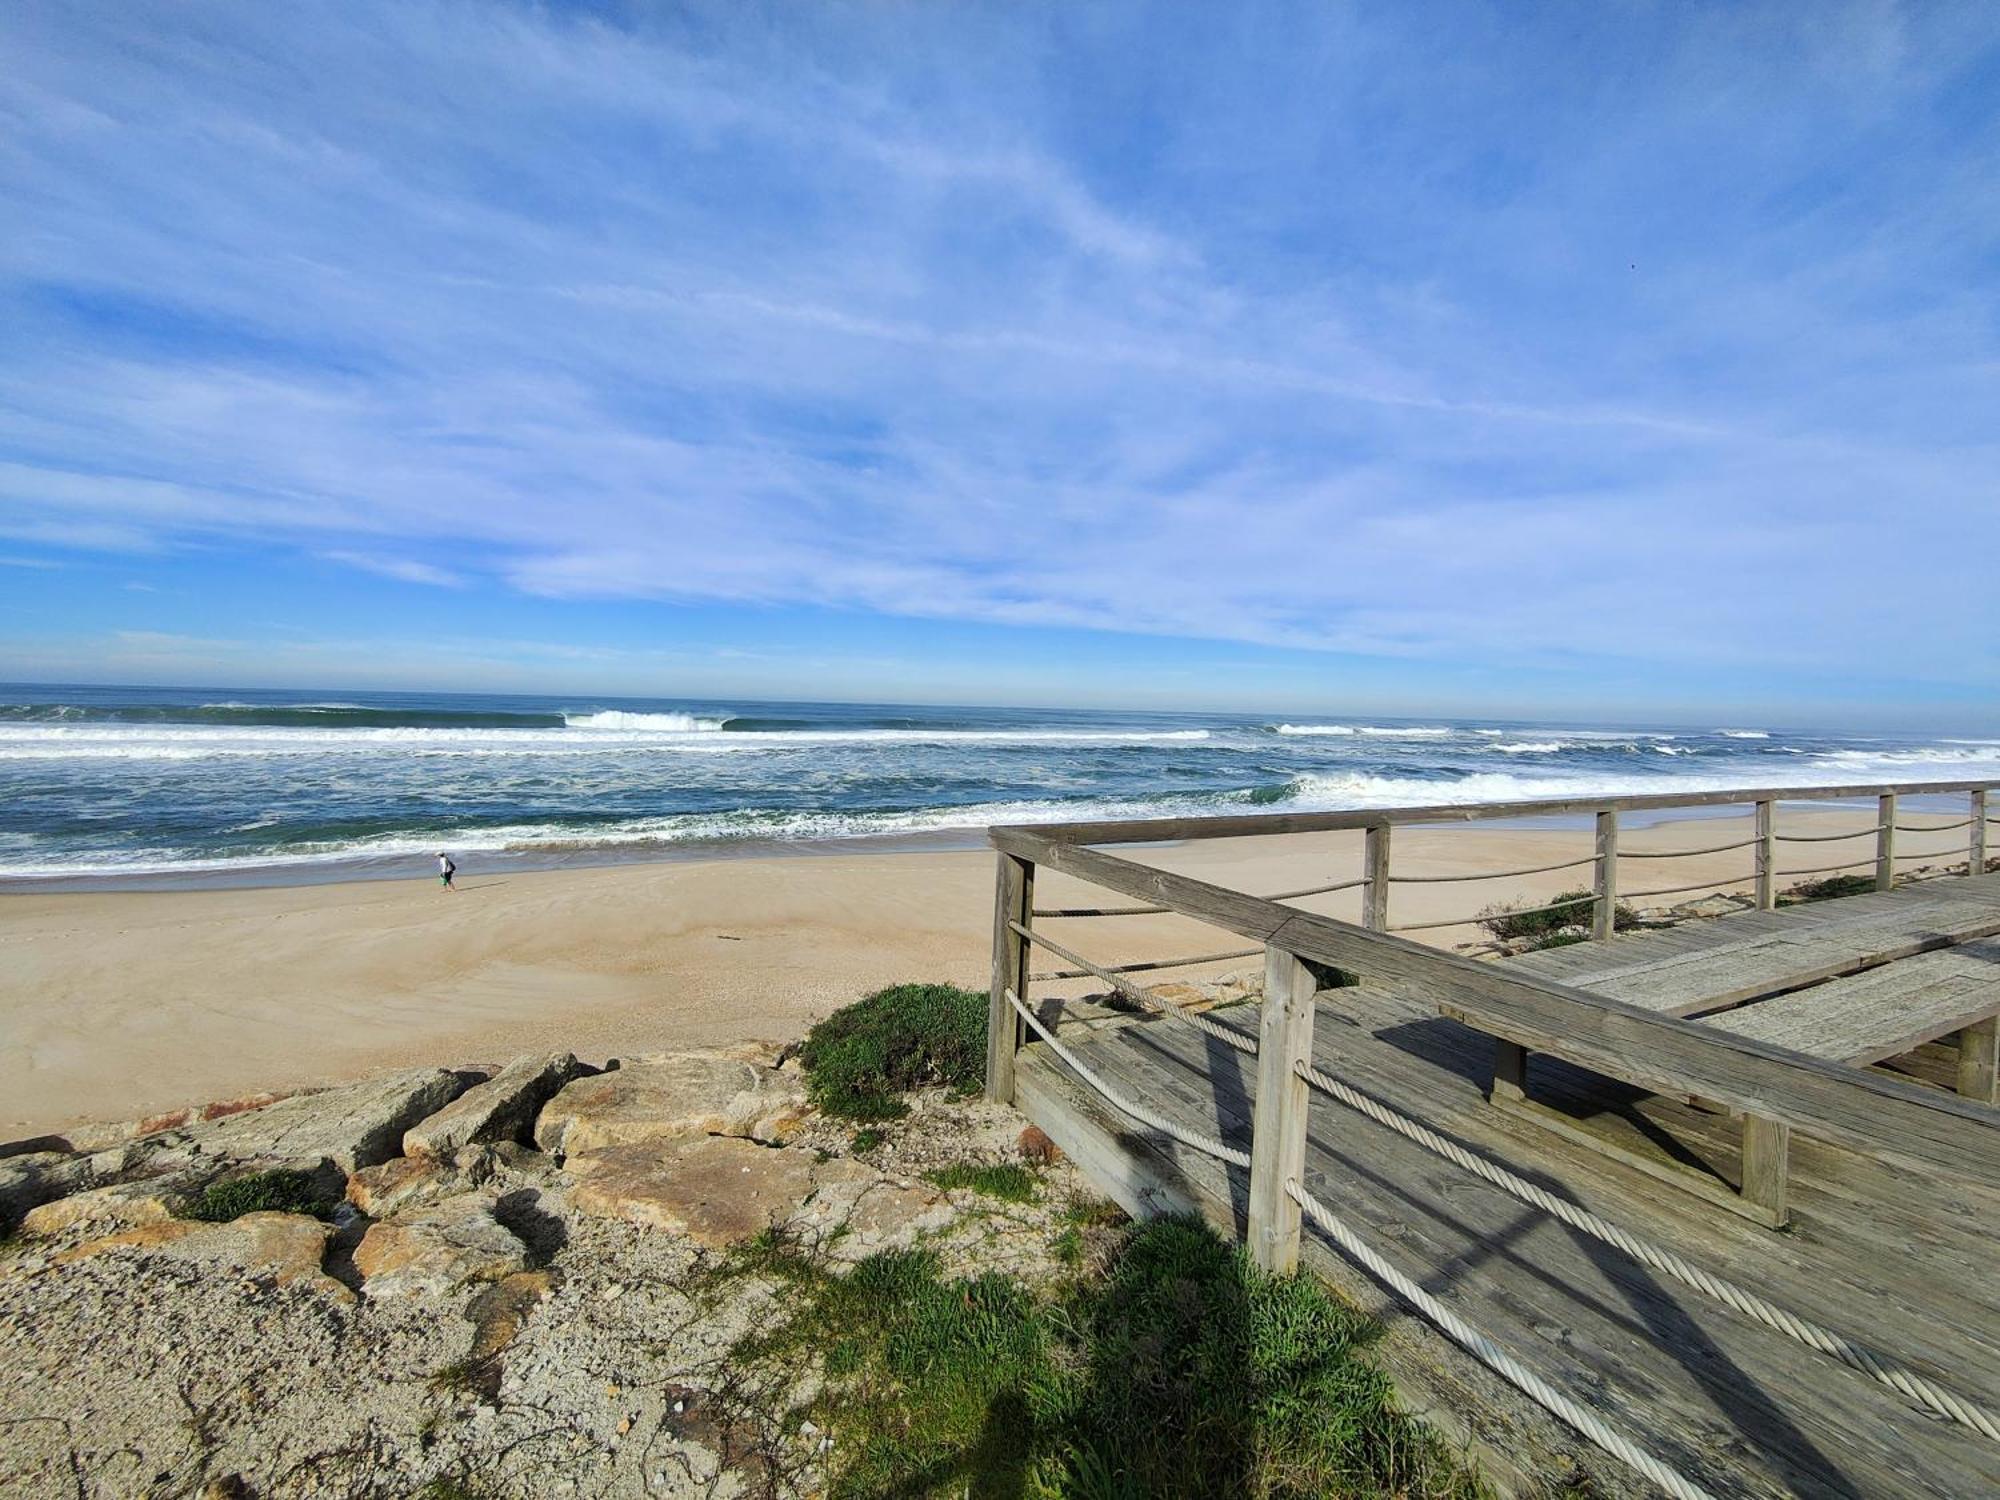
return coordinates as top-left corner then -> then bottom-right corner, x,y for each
1012,886 -> 2000,1497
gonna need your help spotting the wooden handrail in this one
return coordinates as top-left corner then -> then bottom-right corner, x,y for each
989,825 -> 2000,1189
991,777 -> 2000,847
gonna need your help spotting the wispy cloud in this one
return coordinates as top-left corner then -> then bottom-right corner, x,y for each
0,1 -> 1995,701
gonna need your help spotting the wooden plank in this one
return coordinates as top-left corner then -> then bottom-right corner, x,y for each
1705,943 -> 2000,1066
1247,945 -> 1316,1272
985,852 -> 1033,1104
996,777 -> 2000,847
1877,793 -> 1897,892
1363,824 -> 1392,931
989,828 -> 2000,1188
1755,799 -> 1776,911
1959,1016 -> 1998,1105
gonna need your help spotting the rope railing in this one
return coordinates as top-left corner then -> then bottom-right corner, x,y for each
1776,857 -> 1878,880
1008,920 -> 1258,1056
1894,819 -> 1975,834
1388,891 -> 1594,935
1285,1178 -> 1717,1500
1292,1059 -> 2000,1442
1386,854 -> 1594,884
1619,877 -> 1756,903
1620,836 -> 1762,859
1029,946 -> 1263,983
1775,826 -> 1882,844
1034,874 -> 1367,918
1003,987 -> 1249,1167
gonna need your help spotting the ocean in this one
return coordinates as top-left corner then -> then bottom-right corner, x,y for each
2,683 -> 1995,887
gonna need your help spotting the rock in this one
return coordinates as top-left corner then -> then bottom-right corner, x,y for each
1017,1125 -> 1062,1165
165,1068 -> 471,1172
1678,894 -> 1753,920
19,1175 -> 194,1237
466,1268 -> 556,1364
55,1211 -> 349,1300
567,1135 -> 949,1253
405,1052 -> 590,1159
352,1193 -> 529,1299
345,1155 -> 467,1218
0,1151 -> 92,1231
535,1052 -> 808,1156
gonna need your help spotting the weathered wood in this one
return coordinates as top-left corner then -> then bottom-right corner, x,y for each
1363,823 -> 1392,931
986,828 -> 2000,1188
1704,941 -> 2000,1066
1593,809 -> 1619,941
985,852 -> 1033,1104
993,777 -> 1999,847
1740,1115 -> 1791,1226
1876,793 -> 1897,892
1246,945 -> 1316,1273
1975,789 -> 1990,878
1961,1016 -> 1999,1105
1755,799 -> 1776,911
1492,1038 -> 1528,1105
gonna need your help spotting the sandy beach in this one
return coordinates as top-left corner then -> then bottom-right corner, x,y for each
2,806 -> 1979,1139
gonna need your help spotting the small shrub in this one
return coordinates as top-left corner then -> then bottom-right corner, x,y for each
1478,888 -> 1635,942
1779,873 -> 1874,905
798,982 -> 987,1120
849,1127 -> 887,1154
177,1168 -> 333,1223
1051,1224 -> 1084,1265
925,1161 -> 1039,1203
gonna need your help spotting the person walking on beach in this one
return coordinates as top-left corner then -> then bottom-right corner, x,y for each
438,852 -> 456,891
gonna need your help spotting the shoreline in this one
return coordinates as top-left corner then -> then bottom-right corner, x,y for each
4,804 -> 1984,1141
0,795 -> 1896,896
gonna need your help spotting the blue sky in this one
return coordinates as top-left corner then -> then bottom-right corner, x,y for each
1,1 -> 1996,727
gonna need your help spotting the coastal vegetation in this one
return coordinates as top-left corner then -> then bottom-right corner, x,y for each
1779,873 -> 1876,905
924,1160 -> 1040,1202
717,1215 -> 1477,1500
1477,889 -> 1637,948
798,982 -> 988,1120
176,1167 -> 335,1223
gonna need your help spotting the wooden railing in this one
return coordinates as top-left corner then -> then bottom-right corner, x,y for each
985,777 -> 2000,1272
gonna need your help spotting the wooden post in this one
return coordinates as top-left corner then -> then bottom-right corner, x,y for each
1754,799 -> 1776,910
1876,793 -> 1897,892
1592,809 -> 1619,940
1362,824 -> 1392,931
1741,1115 -> 1791,1228
1973,789 -> 1989,878
1959,1017 -> 1999,1105
985,852 -> 1035,1104
1247,944 -> 1317,1274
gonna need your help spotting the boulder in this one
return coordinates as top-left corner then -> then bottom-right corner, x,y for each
466,1268 -> 556,1364
535,1052 -> 807,1157
165,1068 -> 470,1172
0,1151 -> 92,1231
405,1053 -> 590,1159
19,1175 -> 190,1238
352,1193 -> 528,1299
567,1135 -> 949,1253
54,1211 -> 349,1300
345,1155 -> 466,1218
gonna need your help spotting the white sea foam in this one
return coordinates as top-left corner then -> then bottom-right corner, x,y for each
1492,741 -> 1564,754
1717,729 -> 1770,739
1275,723 -> 1356,736
563,710 -> 728,732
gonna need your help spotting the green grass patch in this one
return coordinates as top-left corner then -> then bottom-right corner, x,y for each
849,1127 -> 888,1154
925,1161 -> 1039,1203
176,1168 -> 334,1223
1778,873 -> 1875,905
798,982 -> 987,1120
1050,1224 -> 1085,1266
1477,888 -> 1635,943
733,1215 -> 1477,1499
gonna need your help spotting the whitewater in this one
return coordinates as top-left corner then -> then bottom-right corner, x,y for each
2,684 -> 1994,882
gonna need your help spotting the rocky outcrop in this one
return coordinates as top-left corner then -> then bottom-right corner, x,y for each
0,1151 -> 94,1231
52,1211 -> 350,1301
404,1053 -> 591,1159
567,1134 -> 950,1253
534,1052 -> 807,1156
19,1175 -> 191,1238
151,1067 -> 473,1173
352,1192 -> 529,1299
